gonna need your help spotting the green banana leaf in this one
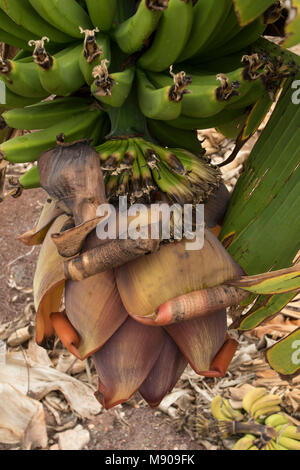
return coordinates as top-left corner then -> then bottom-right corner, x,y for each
220,73 -> 300,377
284,0 -> 300,48
229,265 -> 300,295
267,328 -> 300,378
233,0 -> 275,26
236,292 -> 298,331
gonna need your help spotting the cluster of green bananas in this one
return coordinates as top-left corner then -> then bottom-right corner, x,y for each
0,0 -> 293,203
95,137 -> 220,205
211,388 -> 300,450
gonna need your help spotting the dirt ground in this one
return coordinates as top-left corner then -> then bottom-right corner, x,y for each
0,182 -> 205,451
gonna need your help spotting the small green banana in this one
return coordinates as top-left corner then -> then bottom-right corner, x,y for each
85,0 -> 117,32
265,414 -> 290,428
113,0 -> 167,55
147,119 -> 204,155
2,97 -> 94,130
2,88 -> 41,109
136,68 -> 191,120
0,55 -> 48,98
167,106 -> 244,130
138,0 -> 194,72
19,165 -> 40,189
178,0 -> 232,62
31,39 -> 85,96
0,108 -> 102,163
79,28 -> 111,85
0,28 -> 32,50
216,111 -> 248,140
0,8 -> 39,44
0,0 -> 71,43
91,60 -> 135,108
205,16 -> 267,61
28,0 -> 92,38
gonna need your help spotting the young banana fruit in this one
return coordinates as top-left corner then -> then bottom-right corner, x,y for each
0,55 -> 48,98
2,88 -> 41,109
0,29 -> 32,51
136,67 -> 191,120
0,108 -> 102,163
0,0 -> 71,43
167,106 -> 244,130
113,0 -> 167,55
178,0 -> 232,62
2,97 -> 94,130
19,165 -> 40,189
0,8 -> 39,44
85,0 -> 117,32
147,118 -> 204,155
28,0 -> 92,38
91,60 -> 135,108
79,28 -> 111,85
138,0 -> 194,72
31,38 -> 85,96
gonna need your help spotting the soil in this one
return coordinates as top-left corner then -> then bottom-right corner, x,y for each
0,181 -> 205,451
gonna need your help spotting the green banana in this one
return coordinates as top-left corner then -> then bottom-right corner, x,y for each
91,61 -> 135,108
178,0 -> 232,62
2,97 -> 94,130
147,118 -> 204,155
31,39 -> 85,96
0,28 -> 31,50
0,56 -> 48,98
195,4 -> 242,59
2,88 -> 41,109
138,0 -> 194,72
204,17 -> 267,61
0,0 -> 71,43
100,140 -> 129,174
265,414 -> 290,428
0,8 -> 39,44
216,111 -> 248,139
211,396 -> 233,422
113,0 -> 167,55
167,106 -> 244,130
0,107 -> 102,163
79,28 -> 111,85
242,388 -> 268,413
85,0 -> 117,32
227,79 -> 265,110
136,68 -> 191,120
28,0 -> 92,38
19,165 -> 40,189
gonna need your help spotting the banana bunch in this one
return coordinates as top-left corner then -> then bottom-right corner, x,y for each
95,136 -> 221,205
211,389 -> 300,451
0,0 -> 294,207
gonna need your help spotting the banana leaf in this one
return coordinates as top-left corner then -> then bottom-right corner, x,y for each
220,74 -> 300,376
233,0 -> 275,26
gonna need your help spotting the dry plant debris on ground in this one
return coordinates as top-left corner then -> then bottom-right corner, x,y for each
1,44 -> 300,447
